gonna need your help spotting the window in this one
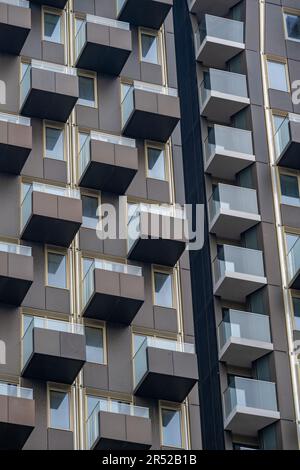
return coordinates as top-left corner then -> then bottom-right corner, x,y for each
161,408 -> 182,448
280,173 -> 300,206
285,13 -> 300,41
140,31 -> 160,64
45,126 -> 64,161
292,296 -> 300,331
43,11 -> 62,44
49,390 -> 70,430
82,195 -> 98,229
154,271 -> 173,308
267,60 -> 288,92
146,145 -> 166,180
78,74 -> 96,107
85,327 -> 104,364
47,251 -> 67,289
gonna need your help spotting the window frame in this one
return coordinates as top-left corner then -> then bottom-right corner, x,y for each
81,190 -> 101,230
152,266 -> 175,309
84,320 -> 107,366
77,70 -> 98,108
145,141 -> 169,182
42,7 -> 64,45
43,121 -> 66,162
278,169 -> 300,206
159,402 -> 186,449
139,28 -> 162,65
283,9 -> 300,43
45,247 -> 69,290
266,57 -> 290,93
47,385 -> 72,432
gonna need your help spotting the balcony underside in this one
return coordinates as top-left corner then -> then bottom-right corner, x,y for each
118,0 -> 172,29
190,0 -> 239,17
0,275 -> 32,307
214,273 -> 267,303
134,371 -> 197,402
201,93 -> 249,124
224,406 -> 280,436
0,143 -> 31,175
0,23 -> 30,55
123,110 -> 179,143
92,437 -> 151,451
30,0 -> 68,8
83,292 -> 143,325
21,89 -> 77,123
209,211 -> 261,240
76,43 -> 131,76
276,141 -> 300,170
219,338 -> 274,368
21,215 -> 81,247
128,238 -> 186,267
79,161 -> 137,194
22,352 -> 85,385
0,421 -> 34,450
204,149 -> 255,180
196,39 -> 245,68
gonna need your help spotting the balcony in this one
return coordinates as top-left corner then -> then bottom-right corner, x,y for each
287,236 -> 300,289
0,0 -> 31,55
121,81 -> 180,143
213,245 -> 267,302
78,131 -> 138,194
21,183 -> 82,247
82,259 -> 144,325
209,184 -> 261,240
75,15 -> 131,76
127,204 -> 187,267
274,114 -> 300,170
204,125 -> 255,179
224,377 -> 280,435
188,0 -> 240,18
0,382 -> 35,450
218,310 -> 273,367
195,15 -> 244,68
87,401 -> 151,450
133,337 -> 198,402
117,0 -> 172,29
199,69 -> 249,124
0,113 -> 32,175
0,241 -> 33,306
20,60 -> 79,123
21,317 -> 86,384
30,0 -> 67,8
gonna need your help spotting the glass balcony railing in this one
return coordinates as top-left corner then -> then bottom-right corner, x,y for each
21,182 -> 80,231
273,114 -> 300,159
0,381 -> 33,400
0,0 -> 29,7
82,259 -> 143,309
287,236 -> 300,283
0,241 -> 31,257
75,14 -> 130,60
22,317 -> 84,368
133,337 -> 195,388
121,81 -> 178,127
78,131 -> 136,178
195,14 -> 244,52
224,377 -> 278,418
200,69 -> 248,107
20,60 -> 77,107
209,184 -> 259,221
204,125 -> 254,163
0,112 -> 30,126
213,245 -> 265,282
86,398 -> 149,449
219,310 -> 272,350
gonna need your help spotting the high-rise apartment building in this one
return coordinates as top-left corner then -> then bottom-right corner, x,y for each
174,0 -> 300,451
0,0 -> 202,450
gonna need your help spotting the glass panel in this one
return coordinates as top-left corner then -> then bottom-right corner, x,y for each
47,252 -> 67,289
75,18 -> 86,59
154,272 -> 173,308
0,382 -> 33,400
78,75 -> 95,107
293,297 -> 300,330
85,327 -> 104,364
196,14 -> 244,51
209,184 -> 259,220
121,84 -> 134,127
50,391 -> 70,430
214,245 -> 265,281
141,33 -> 159,64
82,195 -> 98,229
44,12 -> 61,43
161,409 -> 182,448
200,68 -> 248,105
274,115 -> 290,158
20,62 -> 31,106
147,146 -> 166,180
285,14 -> 300,41
267,61 -> 288,92
286,233 -> 300,281
46,127 -> 64,161
204,125 -> 254,162
280,174 -> 300,206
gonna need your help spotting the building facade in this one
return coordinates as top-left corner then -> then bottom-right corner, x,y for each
174,0 -> 300,450
0,0 -> 202,450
